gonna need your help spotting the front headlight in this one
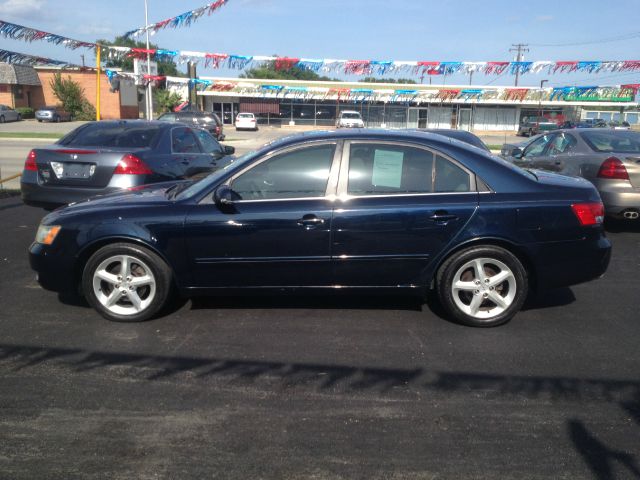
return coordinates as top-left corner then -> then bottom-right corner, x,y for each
35,225 -> 61,245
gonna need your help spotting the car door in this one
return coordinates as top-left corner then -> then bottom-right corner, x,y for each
183,141 -> 340,288
170,126 -> 213,178
331,141 -> 479,287
515,133 -> 556,170
539,132 -> 579,173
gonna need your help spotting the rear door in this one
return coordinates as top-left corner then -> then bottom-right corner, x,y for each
331,141 -> 478,287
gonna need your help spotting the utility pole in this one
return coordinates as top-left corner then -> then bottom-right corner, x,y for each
509,43 -> 529,87
144,0 -> 153,120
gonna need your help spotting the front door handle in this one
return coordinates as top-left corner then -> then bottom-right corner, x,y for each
297,214 -> 325,228
429,211 -> 458,223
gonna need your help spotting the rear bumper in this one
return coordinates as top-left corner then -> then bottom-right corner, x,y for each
597,188 -> 640,218
21,180 -> 121,209
532,233 -> 611,289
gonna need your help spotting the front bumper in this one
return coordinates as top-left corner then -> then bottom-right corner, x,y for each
29,241 -> 78,293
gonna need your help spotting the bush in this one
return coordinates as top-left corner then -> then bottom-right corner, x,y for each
49,73 -> 94,119
154,89 -> 184,113
15,107 -> 34,119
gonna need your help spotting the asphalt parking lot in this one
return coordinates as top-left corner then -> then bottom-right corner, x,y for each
0,193 -> 639,479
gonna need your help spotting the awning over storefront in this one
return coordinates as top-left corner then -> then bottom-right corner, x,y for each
239,100 -> 279,114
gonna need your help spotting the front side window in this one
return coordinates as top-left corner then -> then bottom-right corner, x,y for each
547,133 -> 577,155
231,144 -> 336,201
524,134 -> 555,158
347,143 -> 471,195
172,127 -> 202,154
195,129 -> 223,155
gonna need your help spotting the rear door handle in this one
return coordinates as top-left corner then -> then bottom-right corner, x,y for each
297,214 -> 325,227
429,212 -> 458,223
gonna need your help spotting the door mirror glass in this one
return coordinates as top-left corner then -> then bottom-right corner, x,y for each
511,147 -> 523,158
224,145 -> 235,155
213,185 -> 241,207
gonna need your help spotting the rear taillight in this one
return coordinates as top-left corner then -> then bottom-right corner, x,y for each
571,202 -> 604,226
24,150 -> 37,171
113,154 -> 152,175
597,157 -> 629,180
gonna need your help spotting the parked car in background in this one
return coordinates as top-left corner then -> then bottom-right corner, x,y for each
517,116 -> 558,137
336,111 -> 364,128
559,121 -> 577,129
508,129 -> 640,220
0,104 -> 21,122
580,119 -> 608,128
609,120 -> 631,130
29,129 -> 610,327
416,129 -> 491,152
35,106 -> 72,123
21,120 -> 235,209
234,112 -> 258,131
157,110 -> 225,141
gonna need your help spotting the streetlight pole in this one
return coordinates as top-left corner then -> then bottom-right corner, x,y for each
144,0 -> 153,120
539,79 -> 548,119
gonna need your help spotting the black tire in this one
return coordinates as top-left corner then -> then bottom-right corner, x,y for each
37,119 -> 42,123
55,115 -> 61,123
81,242 -> 173,322
17,114 -> 21,121
0,116 -> 5,123
436,245 -> 528,327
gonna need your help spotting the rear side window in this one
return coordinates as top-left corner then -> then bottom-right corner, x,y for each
172,127 -> 202,153
57,124 -> 161,147
580,131 -> 640,153
347,144 -> 471,195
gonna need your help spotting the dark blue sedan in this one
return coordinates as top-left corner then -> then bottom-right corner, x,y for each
29,130 -> 611,327
21,120 -> 235,209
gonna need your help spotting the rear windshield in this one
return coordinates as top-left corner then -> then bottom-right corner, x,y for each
237,113 -> 254,118
341,113 -> 361,119
58,124 -> 162,148
580,130 -> 640,153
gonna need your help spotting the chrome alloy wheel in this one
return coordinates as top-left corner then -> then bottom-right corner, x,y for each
451,258 -> 517,319
92,255 -> 156,316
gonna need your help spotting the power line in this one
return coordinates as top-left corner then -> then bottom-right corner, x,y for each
509,43 -> 529,86
530,31 -> 640,47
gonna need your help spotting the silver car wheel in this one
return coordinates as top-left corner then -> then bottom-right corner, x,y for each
92,254 -> 157,316
451,258 -> 517,319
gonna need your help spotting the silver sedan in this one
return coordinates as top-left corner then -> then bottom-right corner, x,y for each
507,128 -> 640,220
0,104 -> 21,122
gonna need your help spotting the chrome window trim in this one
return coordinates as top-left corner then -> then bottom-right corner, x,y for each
224,139 -> 342,203
337,139 -> 478,197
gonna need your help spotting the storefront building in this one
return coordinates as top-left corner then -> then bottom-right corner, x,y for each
165,77 -> 639,132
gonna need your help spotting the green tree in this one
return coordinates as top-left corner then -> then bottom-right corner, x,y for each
96,35 -> 182,77
240,60 -> 338,81
49,73 -> 95,121
154,89 -> 184,113
361,77 -> 417,84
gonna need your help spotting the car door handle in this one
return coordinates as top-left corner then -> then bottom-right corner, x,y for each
429,212 -> 458,223
297,215 -> 325,227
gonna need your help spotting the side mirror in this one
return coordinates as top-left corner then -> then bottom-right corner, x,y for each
213,185 -> 240,207
511,147 -> 524,159
223,145 -> 235,155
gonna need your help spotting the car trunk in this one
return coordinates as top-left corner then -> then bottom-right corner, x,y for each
33,147 -> 139,188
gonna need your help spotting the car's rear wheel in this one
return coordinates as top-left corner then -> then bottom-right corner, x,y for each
0,116 -> 5,123
437,246 -> 528,327
82,243 -> 172,322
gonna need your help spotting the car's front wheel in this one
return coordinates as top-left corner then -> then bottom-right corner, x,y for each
82,243 -> 172,322
437,246 -> 528,327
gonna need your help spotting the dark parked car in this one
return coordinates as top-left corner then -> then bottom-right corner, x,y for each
157,111 -> 225,141
508,129 -> 640,220
35,106 -> 72,122
417,129 -> 490,152
30,129 -> 610,327
517,116 -> 558,137
21,121 -> 235,209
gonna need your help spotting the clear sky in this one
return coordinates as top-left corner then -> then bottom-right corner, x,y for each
1,0 -> 639,88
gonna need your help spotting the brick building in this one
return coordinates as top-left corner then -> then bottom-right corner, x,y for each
0,62 -> 138,119
0,63 -> 42,109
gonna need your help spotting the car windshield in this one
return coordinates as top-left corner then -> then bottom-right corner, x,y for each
57,124 -> 162,148
174,149 -> 262,200
341,113 -> 361,119
580,131 -> 640,153
237,114 -> 254,118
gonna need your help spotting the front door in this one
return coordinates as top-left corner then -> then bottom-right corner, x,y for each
458,108 -> 472,131
184,142 -> 340,288
332,141 -> 478,287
